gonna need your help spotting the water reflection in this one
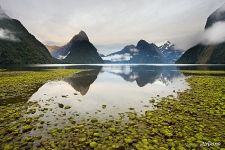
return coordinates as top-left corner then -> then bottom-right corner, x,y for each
64,69 -> 101,95
102,65 -> 182,87
27,65 -> 189,127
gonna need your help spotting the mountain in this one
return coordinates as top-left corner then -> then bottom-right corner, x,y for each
51,31 -> 104,64
205,4 -> 225,29
64,69 -> 100,95
99,54 -> 105,57
177,4 -> 225,64
103,40 -> 182,64
0,6 -> 58,65
130,40 -> 163,63
46,45 -> 60,54
176,43 -> 225,64
103,45 -> 138,63
157,41 -> 183,63
103,65 -> 182,87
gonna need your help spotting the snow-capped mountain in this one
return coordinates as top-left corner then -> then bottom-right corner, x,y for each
157,41 -> 174,50
102,40 -> 183,64
157,41 -> 183,63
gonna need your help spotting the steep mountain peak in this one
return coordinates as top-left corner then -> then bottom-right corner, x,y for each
136,39 -> 158,50
205,3 -> 225,29
70,30 -> 89,43
52,30 -> 103,64
157,41 -> 175,50
137,40 -> 149,46
177,3 -> 225,64
0,6 -> 10,19
0,8 -> 58,64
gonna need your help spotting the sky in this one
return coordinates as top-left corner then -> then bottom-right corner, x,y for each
0,0 -> 225,55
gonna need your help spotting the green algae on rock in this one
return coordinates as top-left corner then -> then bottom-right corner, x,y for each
0,69 -> 80,103
41,72 -> 225,149
180,70 -> 225,76
0,71 -> 225,149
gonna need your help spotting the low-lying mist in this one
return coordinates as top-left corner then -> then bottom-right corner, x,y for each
0,28 -> 19,42
201,21 -> 225,45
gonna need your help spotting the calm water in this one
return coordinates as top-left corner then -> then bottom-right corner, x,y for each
3,64 -> 224,137
23,65 -> 191,128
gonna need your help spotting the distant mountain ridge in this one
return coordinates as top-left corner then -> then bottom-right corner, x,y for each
103,45 -> 139,63
46,45 -> 60,53
131,40 -> 163,63
51,31 -> 104,64
158,41 -> 184,63
0,6 -> 58,65
103,65 -> 182,87
177,4 -> 225,64
103,40 -> 183,64
205,4 -> 225,29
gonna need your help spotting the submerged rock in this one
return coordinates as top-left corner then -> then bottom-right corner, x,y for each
58,103 -> 64,108
64,106 -> 71,110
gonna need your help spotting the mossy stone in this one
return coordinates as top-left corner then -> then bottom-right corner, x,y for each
90,142 -> 98,148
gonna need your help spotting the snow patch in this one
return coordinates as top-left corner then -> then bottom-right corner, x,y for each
58,51 -> 71,60
156,41 -> 174,49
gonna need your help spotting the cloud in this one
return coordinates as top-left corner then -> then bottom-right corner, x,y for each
201,21 -> 225,45
0,6 -> 9,19
217,4 -> 225,14
1,0 -> 225,52
0,28 -> 20,41
210,4 -> 225,22
103,53 -> 132,62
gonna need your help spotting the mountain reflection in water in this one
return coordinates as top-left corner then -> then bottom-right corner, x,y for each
102,65 -> 182,87
64,70 -> 100,95
27,65 -> 189,125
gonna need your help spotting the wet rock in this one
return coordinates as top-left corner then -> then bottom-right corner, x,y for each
124,137 -> 133,144
62,95 -> 68,98
93,133 -> 100,137
102,105 -> 107,109
3,144 -> 14,150
58,103 -> 64,108
22,125 -> 33,132
64,106 -> 71,110
89,142 -> 98,148
91,118 -> 98,123
108,127 -> 116,133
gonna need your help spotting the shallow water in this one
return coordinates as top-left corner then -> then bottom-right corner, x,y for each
1,64 -> 225,148
1,64 -> 225,141
23,65 -> 190,129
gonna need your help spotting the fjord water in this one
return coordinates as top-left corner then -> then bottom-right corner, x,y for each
2,64 -> 225,139
22,65 -> 190,129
